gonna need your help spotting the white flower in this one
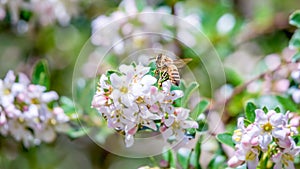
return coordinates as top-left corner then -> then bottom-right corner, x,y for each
0,70 -> 69,147
161,108 -> 198,141
255,109 -> 287,151
272,142 -> 300,169
92,64 -> 196,147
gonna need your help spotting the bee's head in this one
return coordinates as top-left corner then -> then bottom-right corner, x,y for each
156,54 -> 163,67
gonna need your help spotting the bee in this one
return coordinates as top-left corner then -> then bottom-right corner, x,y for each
155,54 -> 192,86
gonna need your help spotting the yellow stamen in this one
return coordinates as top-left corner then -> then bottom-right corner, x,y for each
262,122 -> 273,132
246,151 -> 256,161
3,89 -> 10,95
120,86 -> 128,93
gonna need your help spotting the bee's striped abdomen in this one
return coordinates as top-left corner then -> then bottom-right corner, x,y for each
168,65 -> 180,86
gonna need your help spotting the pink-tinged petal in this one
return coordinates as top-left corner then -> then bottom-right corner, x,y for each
273,162 -> 283,169
290,116 -> 300,127
182,121 -> 198,129
162,81 -> 171,92
255,109 -> 267,124
247,155 -> 258,169
11,83 -> 25,94
18,73 -> 30,85
228,156 -> 244,168
241,134 -> 251,148
125,134 -> 134,147
135,65 -> 150,77
25,105 -> 39,119
141,75 -> 157,85
274,79 -> 290,93
291,70 -> 300,83
149,104 -> 159,113
270,113 -> 284,126
267,110 -> 276,118
259,134 -> 272,151
0,112 -> 6,125
53,107 -> 69,122
292,90 -> 300,103
150,86 -> 158,95
143,121 -> 157,131
4,70 -> 16,84
237,117 -> 245,129
169,90 -> 184,100
286,161 -> 295,169
271,152 -> 282,163
277,136 -> 292,149
250,136 -> 259,146
126,124 -> 138,135
119,64 -> 134,75
41,91 -> 59,103
99,74 -> 109,89
91,94 -> 107,108
164,116 -> 174,127
161,127 -> 173,140
162,104 -> 174,114
272,128 -> 287,140
110,73 -> 123,88
247,124 -> 261,137
291,145 -> 300,156
176,108 -> 189,120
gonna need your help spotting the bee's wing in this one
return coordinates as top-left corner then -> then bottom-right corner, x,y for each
173,58 -> 192,68
148,56 -> 156,62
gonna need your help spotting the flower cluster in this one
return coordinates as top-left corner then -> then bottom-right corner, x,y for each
0,0 -> 78,26
0,71 -> 69,147
91,64 -> 198,147
228,109 -> 300,169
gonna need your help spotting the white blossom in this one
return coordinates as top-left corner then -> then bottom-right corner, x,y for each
0,70 -> 69,147
92,64 -> 198,147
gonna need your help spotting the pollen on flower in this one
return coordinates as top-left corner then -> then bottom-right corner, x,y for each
120,86 -> 128,93
91,63 -> 198,147
0,70 -> 69,147
228,108 -> 300,169
245,151 -> 256,161
262,122 -> 273,132
3,88 -> 10,95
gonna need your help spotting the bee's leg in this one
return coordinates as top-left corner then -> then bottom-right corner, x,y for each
157,71 -> 168,87
161,71 -> 169,81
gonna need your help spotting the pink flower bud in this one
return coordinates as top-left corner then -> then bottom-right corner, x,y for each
228,156 -> 243,168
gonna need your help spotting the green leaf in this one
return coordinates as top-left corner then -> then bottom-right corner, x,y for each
135,0 -> 145,12
162,149 -> 176,168
32,60 -> 50,90
274,107 -> 281,113
106,69 -> 122,77
181,82 -> 199,107
216,133 -> 234,148
289,29 -> 300,48
292,52 -> 300,62
245,102 -> 256,122
207,154 -> 226,169
289,10 -> 300,28
196,120 -> 208,132
224,67 -> 244,86
262,106 -> 269,113
177,148 -> 192,169
60,96 -> 76,117
276,95 -> 298,112
190,100 -> 209,120
67,127 -> 89,138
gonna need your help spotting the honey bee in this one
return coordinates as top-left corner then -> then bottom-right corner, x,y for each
155,54 -> 192,86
